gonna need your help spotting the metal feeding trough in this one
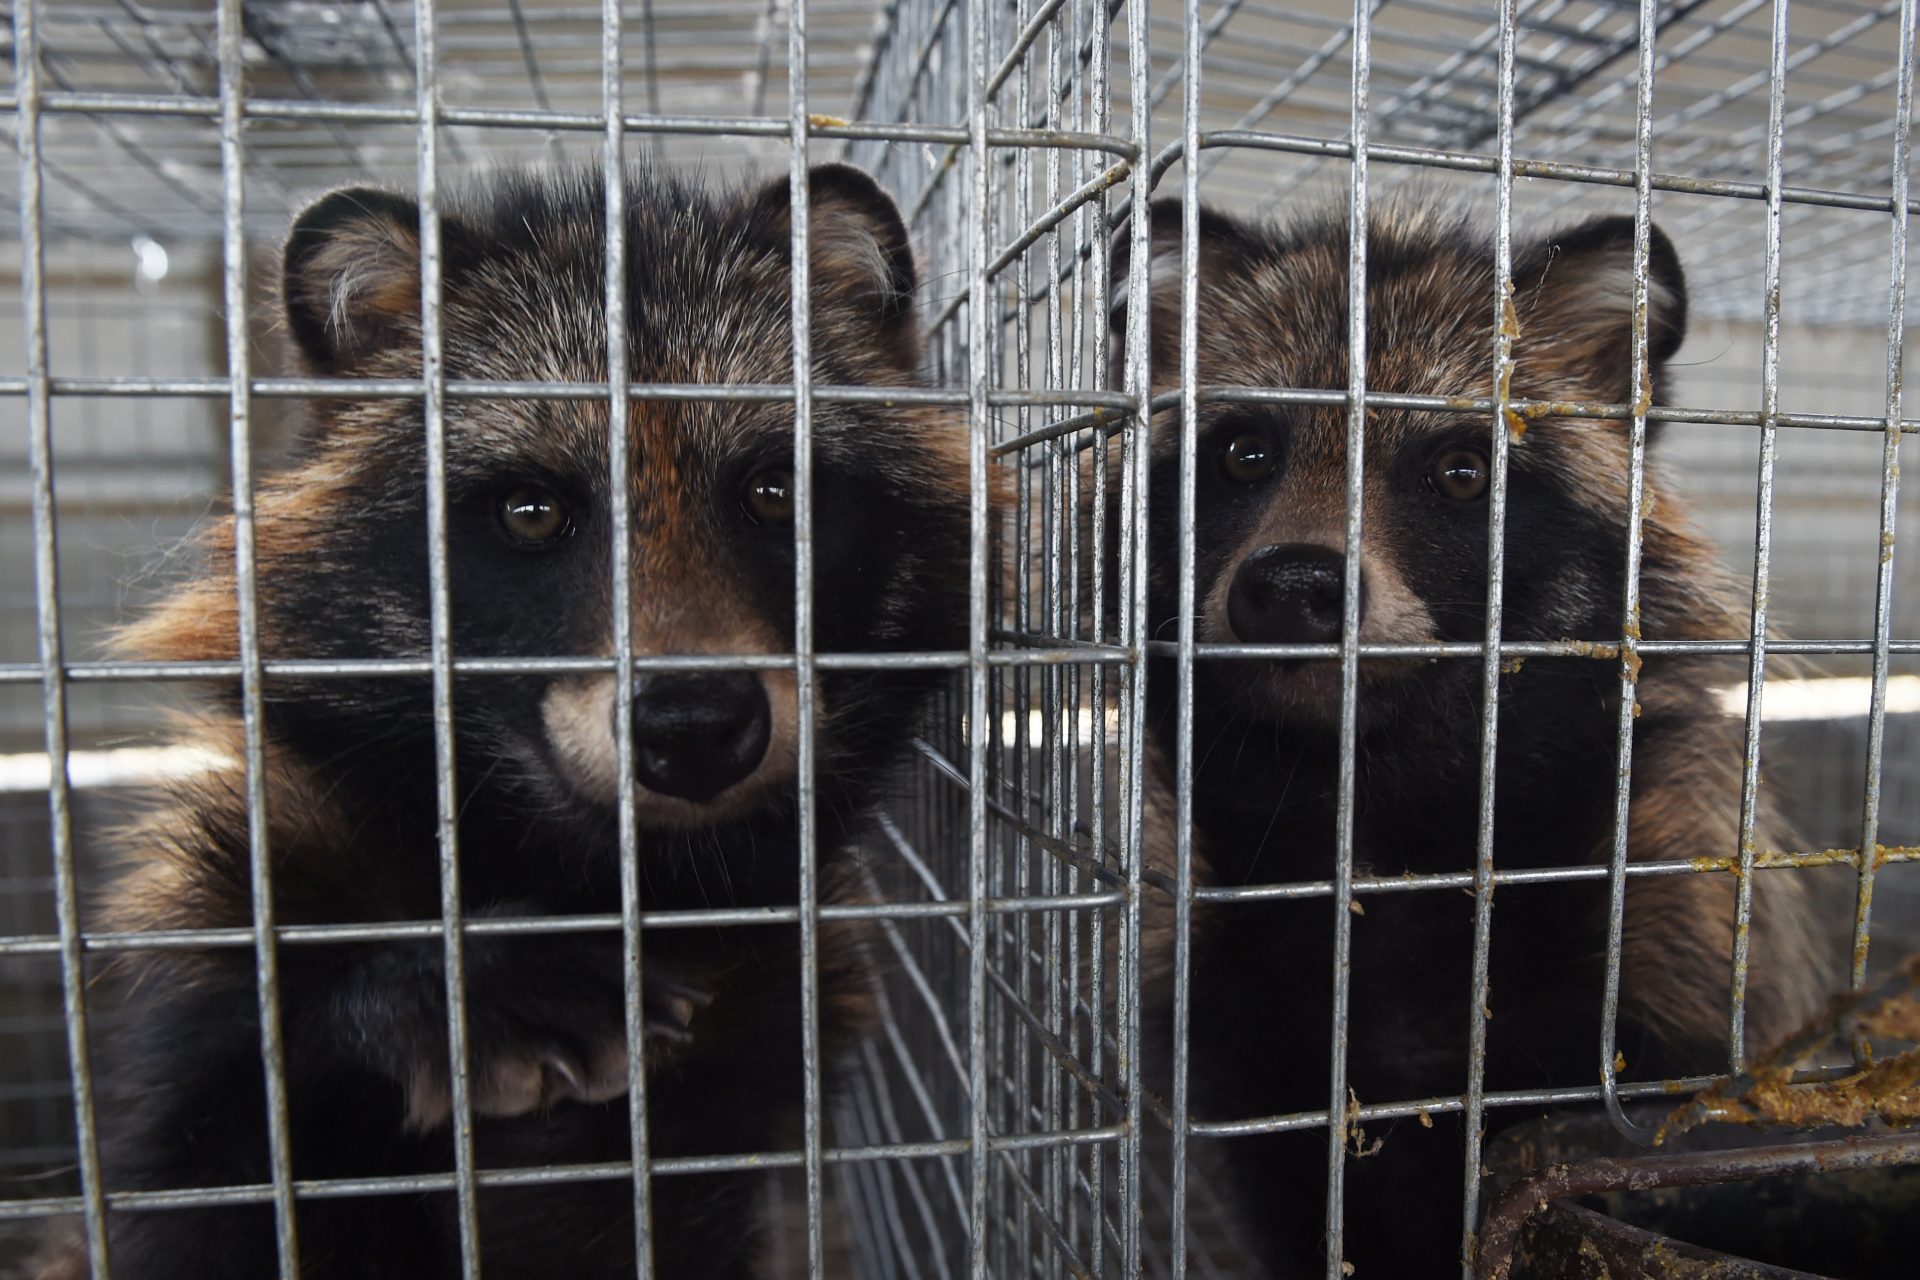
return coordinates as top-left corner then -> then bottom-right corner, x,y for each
1476,1109 -> 1920,1280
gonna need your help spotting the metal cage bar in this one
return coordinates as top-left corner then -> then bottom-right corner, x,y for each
962,0 -> 994,1268
1164,0 -> 1202,1265
783,0 -> 831,1263
1457,0 -> 1519,1265
1726,0 -> 1792,1077
408,2 -> 488,1271
9,1 -> 112,1275
213,0 -> 301,1272
2,2 -> 1918,1277
1852,0 -> 1917,1017
1322,0 -> 1375,1266
1596,0 -> 1667,1150
597,1 -> 657,1271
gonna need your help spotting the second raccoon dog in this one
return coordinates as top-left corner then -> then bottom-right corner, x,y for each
1127,204 -> 1833,1276
62,166 -> 971,1280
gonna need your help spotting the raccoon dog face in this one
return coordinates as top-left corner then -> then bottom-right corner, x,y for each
1130,202 -> 1687,732
129,166 -> 969,833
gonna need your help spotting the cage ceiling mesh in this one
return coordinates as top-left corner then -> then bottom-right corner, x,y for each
0,0 -> 1913,326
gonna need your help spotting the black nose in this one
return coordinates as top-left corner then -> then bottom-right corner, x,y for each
1227,543 -> 1362,645
629,673 -> 771,802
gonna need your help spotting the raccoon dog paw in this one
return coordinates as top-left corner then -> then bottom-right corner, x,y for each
389,940 -> 714,1128
396,950 -> 713,1131
404,1036 -> 632,1131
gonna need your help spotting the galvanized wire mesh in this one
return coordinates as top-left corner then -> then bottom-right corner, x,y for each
0,0 -> 1916,1277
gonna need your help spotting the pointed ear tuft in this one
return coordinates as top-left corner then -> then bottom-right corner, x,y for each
282,188 -> 428,373
1109,199 -> 1265,373
746,164 -> 920,368
1511,215 -> 1688,403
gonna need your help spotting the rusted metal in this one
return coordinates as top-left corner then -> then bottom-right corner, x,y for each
1507,1201 -> 1825,1280
1475,1130 -> 1920,1280
1663,952 -> 1920,1141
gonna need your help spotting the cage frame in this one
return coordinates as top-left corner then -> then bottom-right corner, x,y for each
0,0 -> 1916,1278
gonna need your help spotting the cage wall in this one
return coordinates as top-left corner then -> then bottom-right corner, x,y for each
1,1 -> 1917,1278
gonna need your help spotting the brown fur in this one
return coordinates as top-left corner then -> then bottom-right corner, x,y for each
1126,201 -> 1829,1043
1117,199 -> 1838,1276
47,165 -> 975,1280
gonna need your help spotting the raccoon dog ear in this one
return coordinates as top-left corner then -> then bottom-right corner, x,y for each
1511,215 -> 1689,405
746,164 -> 920,368
1108,199 -> 1263,372
282,187 -> 475,373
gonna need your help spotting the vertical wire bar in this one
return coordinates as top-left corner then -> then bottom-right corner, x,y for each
413,0 -> 484,1264
1042,29 -> 1068,1261
1457,0 -> 1518,1266
1728,0 -> 1792,1074
12,3 -> 111,1273
1021,7 -> 1063,1264
1167,0 -> 1203,1262
1063,0 -> 1093,1253
215,1 -> 300,1271
1117,0 -> 1153,1263
784,4 -> 828,1271
1038,10 -> 1067,1261
986,67 -> 1013,1259
1007,18 -> 1036,1265
1078,0 -> 1113,1260
1326,0 -> 1374,1265
1599,0 -> 1664,1149
964,0 -> 993,1267
1853,0 -> 1916,1013
599,4 -> 655,1273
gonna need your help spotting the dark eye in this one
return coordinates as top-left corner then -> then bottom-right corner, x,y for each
1430,448 -> 1489,502
742,468 -> 794,525
496,486 -> 572,545
1219,431 -> 1277,485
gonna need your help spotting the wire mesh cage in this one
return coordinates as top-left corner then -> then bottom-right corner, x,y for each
0,1 -> 1917,1278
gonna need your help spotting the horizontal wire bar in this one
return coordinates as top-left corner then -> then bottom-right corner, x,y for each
0,648 -> 1128,684
902,757 -> 1918,918
14,374 -> 1918,437
1185,385 -> 1920,433
3,376 -> 1135,410
1163,127 -> 1920,216
1003,387 -> 1920,461
1186,1056 -> 1887,1140
0,892 -> 1130,957
987,630 -> 1134,657
0,90 -> 1139,158
0,1126 -> 1129,1221
2,639 -> 1907,687
1190,843 -> 1916,906
1189,1075 -> 1721,1140
1146,638 -> 1920,660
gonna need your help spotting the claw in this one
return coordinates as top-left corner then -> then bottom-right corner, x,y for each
643,1017 -> 696,1046
643,967 -> 714,1038
651,974 -> 716,1010
543,1052 -> 584,1098
404,1062 -> 453,1133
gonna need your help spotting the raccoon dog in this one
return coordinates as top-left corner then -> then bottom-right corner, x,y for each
56,166 -> 970,1280
1125,202 -> 1833,1276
